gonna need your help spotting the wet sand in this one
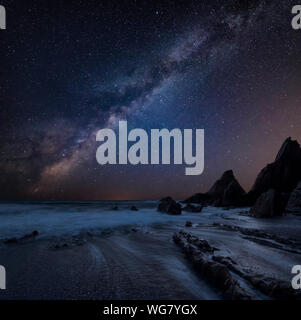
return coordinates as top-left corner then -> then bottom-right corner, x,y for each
0,206 -> 301,300
0,231 -> 221,300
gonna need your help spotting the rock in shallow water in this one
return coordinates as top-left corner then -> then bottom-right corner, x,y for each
4,230 -> 39,244
157,197 -> 182,215
185,221 -> 192,227
173,230 -> 301,300
183,204 -> 203,213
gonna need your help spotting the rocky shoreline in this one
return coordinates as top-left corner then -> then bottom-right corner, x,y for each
173,229 -> 301,300
158,137 -> 301,218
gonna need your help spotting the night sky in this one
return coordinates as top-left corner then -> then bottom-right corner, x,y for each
1,0 -> 301,200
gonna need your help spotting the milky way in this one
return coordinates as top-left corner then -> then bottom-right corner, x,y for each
1,0 -> 301,200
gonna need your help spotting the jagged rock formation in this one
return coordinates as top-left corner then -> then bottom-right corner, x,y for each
184,170 -> 246,207
157,197 -> 182,215
207,170 -> 246,206
184,137 -> 301,214
249,137 -> 301,203
286,181 -> 301,214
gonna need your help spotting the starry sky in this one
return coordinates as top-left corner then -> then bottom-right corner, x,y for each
1,0 -> 301,200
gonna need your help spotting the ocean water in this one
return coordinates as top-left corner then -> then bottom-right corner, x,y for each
0,200 -> 204,239
1,201 -> 300,241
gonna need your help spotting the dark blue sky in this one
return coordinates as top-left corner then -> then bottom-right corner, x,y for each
1,0 -> 301,200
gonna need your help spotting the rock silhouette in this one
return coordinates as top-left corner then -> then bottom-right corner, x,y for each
182,204 -> 203,213
250,189 -> 287,218
248,137 -> 301,203
184,170 -> 245,207
207,170 -> 246,206
183,137 -> 301,218
157,197 -> 182,215
183,193 -> 210,204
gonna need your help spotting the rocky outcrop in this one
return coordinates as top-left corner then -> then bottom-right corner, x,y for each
250,189 -> 288,218
4,230 -> 39,244
184,138 -> 301,210
286,181 -> 301,214
184,170 -> 246,207
157,197 -> 182,215
207,170 -> 246,206
249,138 -> 301,203
173,231 -> 254,299
183,193 -> 211,204
174,230 -> 300,299
182,204 -> 203,213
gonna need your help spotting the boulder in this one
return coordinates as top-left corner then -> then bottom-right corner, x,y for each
157,197 -> 182,215
286,181 -> 301,213
250,189 -> 287,218
249,137 -> 301,203
185,221 -> 192,227
130,206 -> 138,211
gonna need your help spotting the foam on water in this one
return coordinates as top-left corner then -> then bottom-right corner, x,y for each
1,201 -> 300,241
0,201 -> 189,239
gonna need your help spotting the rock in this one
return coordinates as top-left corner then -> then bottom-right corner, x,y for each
207,170 -> 246,206
286,181 -> 301,213
157,197 -> 182,215
183,204 -> 203,213
244,274 -> 299,299
185,221 -> 192,227
112,206 -> 119,211
160,196 -> 173,202
130,206 -> 138,211
183,193 -> 211,204
54,243 -> 69,249
4,230 -> 39,244
4,237 -> 18,244
20,230 -> 39,240
184,171 -> 245,207
173,231 -> 253,299
250,189 -> 287,218
249,137 -> 301,203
